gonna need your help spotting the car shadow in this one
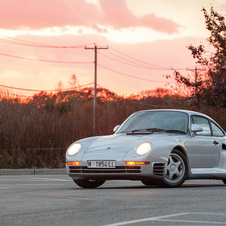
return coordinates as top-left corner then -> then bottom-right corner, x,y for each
181,184 -> 225,188
71,183 -> 225,190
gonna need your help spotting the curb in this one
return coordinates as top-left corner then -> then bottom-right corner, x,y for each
0,169 -> 67,175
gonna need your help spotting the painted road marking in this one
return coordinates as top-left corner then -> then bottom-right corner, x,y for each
102,212 -> 226,226
0,182 -> 71,187
0,186 -> 11,189
0,177 -> 71,182
30,177 -> 71,182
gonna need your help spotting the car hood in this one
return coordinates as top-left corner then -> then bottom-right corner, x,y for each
81,133 -> 178,160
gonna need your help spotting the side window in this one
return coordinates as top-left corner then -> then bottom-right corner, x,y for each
211,122 -> 225,136
192,116 -> 211,136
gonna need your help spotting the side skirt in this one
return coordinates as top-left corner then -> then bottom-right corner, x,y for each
189,168 -> 226,179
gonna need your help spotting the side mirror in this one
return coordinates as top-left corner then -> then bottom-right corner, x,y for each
191,124 -> 203,132
113,125 -> 120,133
191,124 -> 203,136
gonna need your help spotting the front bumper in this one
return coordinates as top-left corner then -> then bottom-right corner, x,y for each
66,162 -> 166,181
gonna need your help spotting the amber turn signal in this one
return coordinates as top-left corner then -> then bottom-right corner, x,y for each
125,161 -> 150,165
66,161 -> 80,165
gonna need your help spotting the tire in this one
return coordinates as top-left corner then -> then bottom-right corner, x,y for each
73,179 -> 105,188
157,149 -> 188,188
222,179 -> 226,185
141,179 -> 156,186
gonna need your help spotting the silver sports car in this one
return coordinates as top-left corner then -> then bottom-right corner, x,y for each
66,109 -> 226,188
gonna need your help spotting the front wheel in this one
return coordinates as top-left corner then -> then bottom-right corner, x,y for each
73,179 -> 105,188
157,149 -> 187,188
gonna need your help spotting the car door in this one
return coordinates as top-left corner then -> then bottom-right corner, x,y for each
186,115 -> 221,168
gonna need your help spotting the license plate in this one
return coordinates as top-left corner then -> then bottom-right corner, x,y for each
87,160 -> 116,168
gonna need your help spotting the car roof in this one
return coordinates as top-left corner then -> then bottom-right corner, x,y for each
135,109 -> 215,122
137,109 -> 206,116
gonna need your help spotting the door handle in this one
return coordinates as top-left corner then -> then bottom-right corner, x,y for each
213,140 -> 219,145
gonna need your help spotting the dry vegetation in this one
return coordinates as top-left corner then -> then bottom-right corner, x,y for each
0,87 -> 225,169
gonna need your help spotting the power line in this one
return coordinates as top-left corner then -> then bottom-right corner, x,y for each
98,64 -> 173,83
0,82 -> 94,92
103,50 -> 160,69
0,45 -> 172,83
0,35 -> 189,70
0,38 -> 89,48
0,37 -> 191,93
0,35 -> 93,48
0,35 -> 190,71
99,52 -> 170,70
0,83 -> 108,99
0,52 -> 92,64
107,47 -> 188,71
109,46 -> 169,69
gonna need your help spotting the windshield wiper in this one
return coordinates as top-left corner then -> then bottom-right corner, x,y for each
126,129 -> 153,135
165,129 -> 185,134
126,128 -> 165,135
145,128 -> 165,132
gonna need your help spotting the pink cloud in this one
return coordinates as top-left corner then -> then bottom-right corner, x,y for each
99,0 -> 137,29
0,0 -> 97,29
139,14 -> 184,33
99,0 -> 183,33
0,0 -> 183,34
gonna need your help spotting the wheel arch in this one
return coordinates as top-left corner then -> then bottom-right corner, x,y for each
172,145 -> 191,175
172,145 -> 187,159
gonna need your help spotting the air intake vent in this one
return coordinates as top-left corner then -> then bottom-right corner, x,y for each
69,166 -> 141,174
153,163 -> 166,176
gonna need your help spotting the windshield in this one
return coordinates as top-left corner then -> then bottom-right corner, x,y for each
117,111 -> 188,134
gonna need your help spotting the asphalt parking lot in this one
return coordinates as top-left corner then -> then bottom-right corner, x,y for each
0,175 -> 226,226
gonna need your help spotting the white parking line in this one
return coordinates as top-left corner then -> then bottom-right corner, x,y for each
18,183 -> 69,186
102,212 -> 226,226
0,186 -> 11,189
30,177 -> 71,182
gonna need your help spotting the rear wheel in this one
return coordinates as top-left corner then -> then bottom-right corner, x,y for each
73,179 -> 105,188
222,179 -> 226,185
157,149 -> 187,188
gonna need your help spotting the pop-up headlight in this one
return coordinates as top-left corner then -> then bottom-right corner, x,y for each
136,142 -> 151,155
67,143 -> 81,156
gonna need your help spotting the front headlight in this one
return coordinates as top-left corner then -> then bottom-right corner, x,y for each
67,143 -> 81,155
136,142 -> 151,155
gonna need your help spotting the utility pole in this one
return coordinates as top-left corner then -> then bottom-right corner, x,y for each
186,66 -> 205,97
85,44 -> 108,135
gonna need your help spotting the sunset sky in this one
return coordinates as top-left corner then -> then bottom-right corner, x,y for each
0,0 -> 225,97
